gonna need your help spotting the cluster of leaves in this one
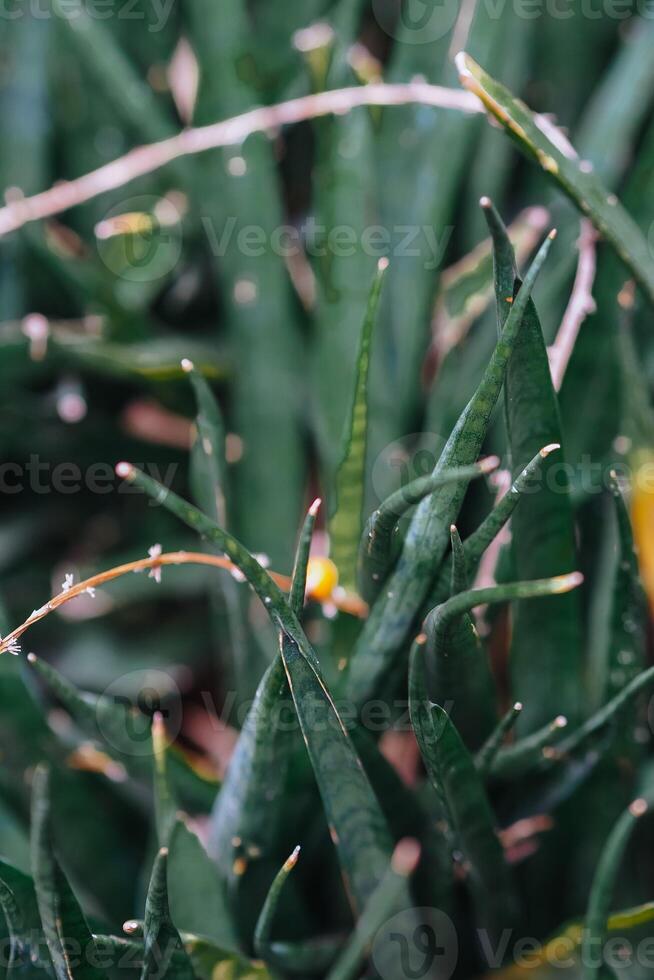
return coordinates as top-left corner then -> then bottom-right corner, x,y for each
4,2 -> 654,979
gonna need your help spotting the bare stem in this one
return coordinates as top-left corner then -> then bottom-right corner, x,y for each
0,550 -> 367,655
0,83 -> 481,236
548,219 -> 598,391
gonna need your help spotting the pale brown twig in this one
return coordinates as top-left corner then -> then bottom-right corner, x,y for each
0,550 -> 367,655
548,219 -> 598,391
0,83 -> 481,237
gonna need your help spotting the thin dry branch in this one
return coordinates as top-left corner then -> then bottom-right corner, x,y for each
0,83 -> 481,237
548,219 -> 598,391
0,550 -> 367,655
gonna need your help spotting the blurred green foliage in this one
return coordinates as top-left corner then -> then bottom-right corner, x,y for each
2,1 -> 654,977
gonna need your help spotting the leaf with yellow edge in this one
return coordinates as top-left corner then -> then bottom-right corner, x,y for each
456,52 -> 654,305
329,259 -> 387,591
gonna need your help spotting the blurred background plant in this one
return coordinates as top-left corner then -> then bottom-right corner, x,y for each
3,0 -> 654,977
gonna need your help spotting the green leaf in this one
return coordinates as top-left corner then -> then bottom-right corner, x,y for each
310,28 -> 379,477
133,472 -> 393,916
279,632 -> 393,912
350,727 -> 452,913
490,715 -> 570,782
475,702 -> 523,777
582,799 -> 650,980
49,0 -> 182,150
557,665 -> 654,760
0,874 -> 25,974
329,260 -> 387,591
483,198 -> 582,729
290,500 -> 320,616
187,0 -> 305,571
449,525 -> 467,596
0,860 -> 48,974
54,336 -> 229,382
427,445 -> 561,609
167,819 -> 236,952
423,573 -> 582,750
207,655 -> 300,945
209,496 -> 318,942
141,849 -> 194,980
26,655 -> 218,813
185,361 -> 228,521
457,52 -> 654,304
574,16 -> 654,188
431,206 -> 549,362
253,846 -> 300,962
461,445 -> 559,576
588,474 -> 647,711
186,938 -> 272,980
152,713 -> 177,847
184,358 -> 252,702
372,0 -> 510,454
117,466 -> 320,672
408,643 -> 516,941
325,840 -> 420,980
30,765 -> 108,980
347,230 -> 556,706
357,460 -> 494,605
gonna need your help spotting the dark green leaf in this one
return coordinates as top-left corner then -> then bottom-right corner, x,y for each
483,198 -> 582,729
458,53 -> 654,304
30,765 -> 107,980
347,230 -> 556,706
329,260 -> 387,592
141,849 -> 194,980
409,643 -> 516,940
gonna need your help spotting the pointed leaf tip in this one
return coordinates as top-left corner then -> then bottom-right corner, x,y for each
391,838 -> 421,876
284,846 -> 301,871
551,571 -> 584,593
309,498 -> 322,517
540,443 -> 561,457
630,799 -> 648,818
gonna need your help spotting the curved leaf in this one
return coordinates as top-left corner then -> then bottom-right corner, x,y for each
329,260 -> 387,591
582,800 -> 649,980
483,198 -> 582,729
457,52 -> 654,304
409,642 -> 516,941
423,573 -> 582,749
347,230 -> 556,706
30,765 -> 108,980
141,849 -> 194,980
357,461 -> 493,604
